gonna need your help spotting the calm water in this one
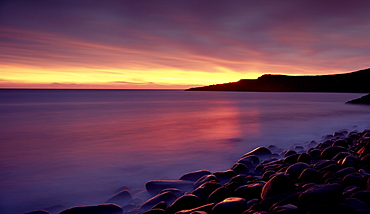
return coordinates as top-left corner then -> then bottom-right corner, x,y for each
0,89 -> 369,214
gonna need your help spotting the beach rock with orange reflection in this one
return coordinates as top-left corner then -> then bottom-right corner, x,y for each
137,129 -> 370,214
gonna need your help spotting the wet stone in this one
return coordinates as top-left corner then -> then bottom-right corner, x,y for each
261,174 -> 295,199
350,190 -> 370,206
167,194 -> 202,214
192,181 -> 222,201
180,170 -> 212,182
298,168 -> 321,183
243,147 -> 272,160
207,186 -> 232,203
339,155 -> 360,168
332,152 -> 351,161
297,153 -> 311,164
193,174 -> 218,189
320,146 -> 348,160
24,211 -> 51,214
298,184 -> 342,209
333,167 -> 356,179
213,170 -> 236,185
175,203 -> 215,214
142,209 -> 166,214
211,197 -> 247,214
106,190 -> 132,207
146,180 -> 194,196
284,162 -> 310,180
232,163 -> 250,175
139,191 -> 177,211
235,183 -> 264,201
283,154 -> 300,164
283,150 -> 297,157
59,204 -> 123,214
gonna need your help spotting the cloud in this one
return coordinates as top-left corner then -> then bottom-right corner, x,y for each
1,0 -> 370,87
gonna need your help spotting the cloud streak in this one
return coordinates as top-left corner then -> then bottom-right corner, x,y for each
1,0 -> 369,88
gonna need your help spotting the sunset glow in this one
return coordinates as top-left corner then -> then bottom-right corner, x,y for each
1,0 -> 369,89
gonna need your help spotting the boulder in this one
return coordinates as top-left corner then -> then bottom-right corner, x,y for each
298,184 -> 342,209
350,190 -> 370,206
146,180 -> 194,195
207,186 -> 232,203
298,168 -> 320,183
235,182 -> 264,201
232,163 -> 250,175
243,147 -> 272,160
213,170 -> 236,185
237,155 -> 260,168
106,190 -> 132,206
139,191 -> 177,211
142,209 -> 166,214
284,162 -> 310,180
59,204 -> 123,214
167,194 -> 202,214
320,146 -> 348,160
192,181 -> 221,201
175,203 -> 215,214
193,174 -> 218,189
211,197 -> 246,214
261,174 -> 295,199
179,170 -> 212,182
24,211 -> 51,214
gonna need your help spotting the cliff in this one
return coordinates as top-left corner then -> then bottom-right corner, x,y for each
186,68 -> 370,92
346,93 -> 370,104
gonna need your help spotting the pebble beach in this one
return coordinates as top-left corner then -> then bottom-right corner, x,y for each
25,128 -> 370,214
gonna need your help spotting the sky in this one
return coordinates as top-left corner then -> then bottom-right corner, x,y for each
1,0 -> 369,89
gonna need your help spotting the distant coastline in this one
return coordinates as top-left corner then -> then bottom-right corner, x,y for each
186,68 -> 370,93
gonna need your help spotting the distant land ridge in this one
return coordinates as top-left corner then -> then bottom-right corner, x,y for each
186,68 -> 370,92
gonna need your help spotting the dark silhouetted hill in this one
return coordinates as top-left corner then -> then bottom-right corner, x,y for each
347,93 -> 370,104
186,68 -> 370,93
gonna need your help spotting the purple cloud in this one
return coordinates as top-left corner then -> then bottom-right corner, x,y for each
1,0 -> 370,77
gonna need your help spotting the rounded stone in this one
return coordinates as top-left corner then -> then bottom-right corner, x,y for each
320,146 -> 348,160
298,168 -> 321,183
235,182 -> 264,201
232,163 -> 250,175
339,155 -> 360,168
350,190 -> 370,206
284,150 -> 297,157
237,155 -> 260,168
243,147 -> 272,160
261,174 -> 295,199
213,170 -> 236,185
180,170 -> 212,182
285,162 -> 310,180
333,167 -> 356,179
146,180 -> 194,196
59,204 -> 123,214
167,194 -> 202,214
211,197 -> 246,214
142,209 -> 166,214
193,174 -> 218,189
192,181 -> 222,201
297,153 -> 312,164
24,211 -> 51,214
298,184 -> 342,209
360,153 -> 370,166
139,191 -> 177,211
106,190 -> 132,206
207,186 -> 232,203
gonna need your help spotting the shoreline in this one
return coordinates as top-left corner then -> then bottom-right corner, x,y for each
26,129 -> 370,214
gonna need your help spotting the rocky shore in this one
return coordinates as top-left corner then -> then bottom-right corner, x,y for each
26,129 -> 370,214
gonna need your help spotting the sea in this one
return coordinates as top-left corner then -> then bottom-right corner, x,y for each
0,89 -> 369,214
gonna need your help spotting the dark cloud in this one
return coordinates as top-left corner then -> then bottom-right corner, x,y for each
1,0 -> 370,76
